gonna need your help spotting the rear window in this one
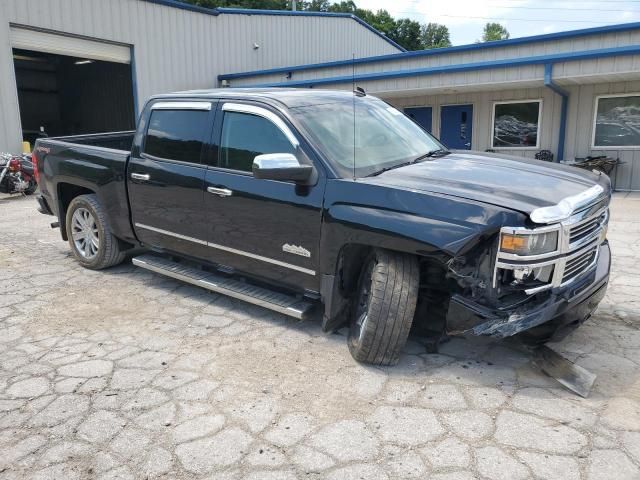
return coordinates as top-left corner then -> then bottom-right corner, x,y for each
144,109 -> 209,163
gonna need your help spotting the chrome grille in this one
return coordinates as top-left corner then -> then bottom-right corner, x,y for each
562,246 -> 598,283
569,209 -> 608,247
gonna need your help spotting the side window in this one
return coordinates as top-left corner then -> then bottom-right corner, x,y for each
220,111 -> 295,172
144,109 -> 209,163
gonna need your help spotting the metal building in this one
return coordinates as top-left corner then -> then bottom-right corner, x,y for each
221,23 -> 640,191
0,0 -> 402,153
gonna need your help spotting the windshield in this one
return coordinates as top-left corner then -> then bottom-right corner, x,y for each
289,95 -> 445,177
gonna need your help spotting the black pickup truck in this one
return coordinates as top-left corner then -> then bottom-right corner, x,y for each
34,88 -> 611,365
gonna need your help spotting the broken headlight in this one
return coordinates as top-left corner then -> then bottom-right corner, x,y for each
500,230 -> 558,256
502,264 -> 555,287
494,226 -> 562,294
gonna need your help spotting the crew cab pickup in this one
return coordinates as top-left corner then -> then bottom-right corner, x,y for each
34,89 -> 611,365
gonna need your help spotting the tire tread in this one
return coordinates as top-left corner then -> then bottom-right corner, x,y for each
348,248 -> 419,366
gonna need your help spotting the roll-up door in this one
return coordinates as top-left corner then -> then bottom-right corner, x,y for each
10,27 -> 130,64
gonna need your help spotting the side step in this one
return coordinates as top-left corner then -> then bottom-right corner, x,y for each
132,254 -> 315,319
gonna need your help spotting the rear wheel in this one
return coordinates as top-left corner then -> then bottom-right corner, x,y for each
65,194 -> 126,270
348,249 -> 420,366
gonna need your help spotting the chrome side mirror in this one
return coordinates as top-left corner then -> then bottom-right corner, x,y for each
252,153 -> 313,183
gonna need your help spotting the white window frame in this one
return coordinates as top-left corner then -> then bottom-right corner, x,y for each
591,93 -> 640,149
491,99 -> 542,150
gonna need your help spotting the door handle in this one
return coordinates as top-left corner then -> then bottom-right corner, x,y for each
131,173 -> 150,181
207,186 -> 233,197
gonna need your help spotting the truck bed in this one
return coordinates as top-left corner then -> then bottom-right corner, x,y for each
34,131 -> 137,245
45,131 -> 135,151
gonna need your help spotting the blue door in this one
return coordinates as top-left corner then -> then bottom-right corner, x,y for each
440,104 -> 473,149
404,107 -> 433,133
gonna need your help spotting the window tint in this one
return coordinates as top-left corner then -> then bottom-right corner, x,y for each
220,111 -> 295,172
594,95 -> 640,147
144,109 -> 209,163
492,101 -> 540,148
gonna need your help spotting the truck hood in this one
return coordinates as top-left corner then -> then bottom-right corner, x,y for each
361,151 -> 609,216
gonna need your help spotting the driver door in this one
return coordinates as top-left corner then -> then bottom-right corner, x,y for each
201,101 -> 325,292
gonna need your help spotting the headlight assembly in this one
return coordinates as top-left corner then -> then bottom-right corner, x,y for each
494,204 -> 609,295
500,230 -> 558,256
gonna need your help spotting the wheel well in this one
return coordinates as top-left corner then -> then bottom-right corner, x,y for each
57,183 -> 95,240
337,244 -> 372,296
337,244 -> 454,335
337,244 -> 452,294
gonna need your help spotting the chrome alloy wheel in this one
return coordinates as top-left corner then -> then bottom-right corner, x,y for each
71,207 -> 99,259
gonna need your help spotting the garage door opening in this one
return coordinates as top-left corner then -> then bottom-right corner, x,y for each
13,48 -> 135,146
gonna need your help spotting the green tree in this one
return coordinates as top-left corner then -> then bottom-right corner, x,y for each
304,0 -> 331,11
390,18 -> 423,51
325,0 -> 357,13
178,0 -> 440,51
481,22 -> 510,42
362,10 -> 397,38
181,0 -> 290,8
421,22 -> 451,49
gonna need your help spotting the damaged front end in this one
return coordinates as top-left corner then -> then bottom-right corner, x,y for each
443,185 -> 611,343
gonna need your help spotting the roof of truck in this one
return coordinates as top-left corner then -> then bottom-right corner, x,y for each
151,88 -> 365,109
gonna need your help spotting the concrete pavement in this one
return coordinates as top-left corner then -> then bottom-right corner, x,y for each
0,192 -> 639,479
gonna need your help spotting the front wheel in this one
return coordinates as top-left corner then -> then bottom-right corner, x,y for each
348,249 -> 420,366
65,194 -> 126,270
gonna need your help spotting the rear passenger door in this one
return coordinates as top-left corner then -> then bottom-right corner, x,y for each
128,100 -> 215,257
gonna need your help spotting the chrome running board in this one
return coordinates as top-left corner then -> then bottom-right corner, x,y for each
132,254 -> 315,319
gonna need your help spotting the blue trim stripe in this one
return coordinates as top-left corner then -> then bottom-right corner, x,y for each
142,0 -> 220,16
140,2 -> 404,52
219,20 -> 640,81
248,44 -> 640,88
216,8 -> 406,52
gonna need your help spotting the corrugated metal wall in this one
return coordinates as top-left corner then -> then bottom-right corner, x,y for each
228,30 -> 640,88
226,24 -> 640,190
565,80 -> 640,190
0,0 -> 400,152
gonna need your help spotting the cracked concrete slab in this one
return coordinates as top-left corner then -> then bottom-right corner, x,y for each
0,192 -> 639,479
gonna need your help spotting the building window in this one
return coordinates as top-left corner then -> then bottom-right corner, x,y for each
492,101 -> 541,148
593,94 -> 640,148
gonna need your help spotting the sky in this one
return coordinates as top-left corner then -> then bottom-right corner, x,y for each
355,0 -> 640,45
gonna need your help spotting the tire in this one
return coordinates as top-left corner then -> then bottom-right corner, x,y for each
65,194 -> 126,270
348,248 -> 420,366
24,181 -> 37,195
